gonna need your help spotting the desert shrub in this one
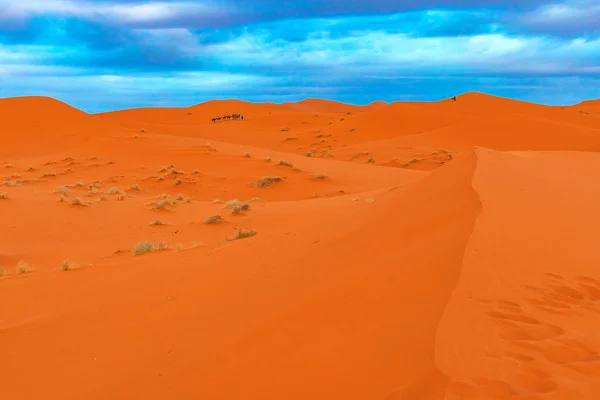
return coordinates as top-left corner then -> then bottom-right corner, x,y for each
204,215 -> 224,224
130,184 -> 141,191
256,176 -> 282,188
227,229 -> 256,241
16,261 -> 30,275
71,197 -> 86,206
61,260 -> 70,271
150,219 -> 165,226
277,160 -> 294,167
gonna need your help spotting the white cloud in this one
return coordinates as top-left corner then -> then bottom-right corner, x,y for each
0,1 -> 224,24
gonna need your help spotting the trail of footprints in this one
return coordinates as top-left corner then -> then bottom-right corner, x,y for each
452,273 -> 600,398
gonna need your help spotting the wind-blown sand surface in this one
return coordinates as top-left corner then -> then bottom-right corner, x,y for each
1,92 -> 600,399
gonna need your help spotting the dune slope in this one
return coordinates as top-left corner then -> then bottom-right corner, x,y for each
1,93 -> 600,400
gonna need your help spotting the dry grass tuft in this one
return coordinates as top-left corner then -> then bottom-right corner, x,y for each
231,202 -> 250,215
117,194 -> 125,201
3,180 -> 21,187
61,260 -> 70,271
304,152 -> 313,157
227,228 -> 257,241
55,185 -> 70,194
277,160 -> 294,167
174,179 -> 182,186
367,157 -> 376,163
106,187 -> 123,195
192,169 -> 200,174
150,219 -> 165,226
281,127 -> 290,132
74,181 -> 84,187
313,173 -> 327,180
244,152 -> 252,158
130,184 -> 141,191
132,241 -> 166,255
100,195 -> 108,201
71,197 -> 87,206
256,176 -> 283,188
204,215 -> 224,224
151,200 -> 173,210
17,261 -> 30,275
0,192 -> 9,199
42,172 -> 57,178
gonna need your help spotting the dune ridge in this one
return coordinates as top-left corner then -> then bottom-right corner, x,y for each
1,92 -> 600,399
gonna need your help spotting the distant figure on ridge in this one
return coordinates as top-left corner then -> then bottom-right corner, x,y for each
451,96 -> 457,102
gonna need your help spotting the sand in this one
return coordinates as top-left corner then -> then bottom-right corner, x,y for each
1,92 -> 600,399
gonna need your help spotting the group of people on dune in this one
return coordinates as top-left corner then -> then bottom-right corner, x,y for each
212,113 -> 244,123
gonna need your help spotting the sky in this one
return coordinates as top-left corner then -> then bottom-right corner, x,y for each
1,0 -> 599,112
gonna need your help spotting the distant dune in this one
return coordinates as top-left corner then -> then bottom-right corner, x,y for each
1,92 -> 600,400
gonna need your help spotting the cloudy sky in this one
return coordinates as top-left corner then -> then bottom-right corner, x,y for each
1,0 -> 599,112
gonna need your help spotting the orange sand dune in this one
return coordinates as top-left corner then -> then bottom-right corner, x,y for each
1,93 -> 600,400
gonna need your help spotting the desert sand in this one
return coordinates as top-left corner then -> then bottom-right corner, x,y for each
1,92 -> 600,399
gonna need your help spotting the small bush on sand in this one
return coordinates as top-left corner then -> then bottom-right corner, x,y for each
55,186 -> 70,194
231,203 -> 250,215
3,180 -> 20,187
117,194 -> 125,201
244,152 -> 252,158
130,184 -> 141,191
176,193 -> 191,202
71,197 -> 86,206
150,219 -> 165,226
74,181 -> 84,187
304,152 -> 313,157
204,215 -> 224,224
367,157 -> 376,164
106,187 -> 123,195
281,127 -> 290,132
158,166 -> 168,173
256,176 -> 282,188
42,172 -> 56,178
277,160 -> 294,167
227,229 -> 257,241
61,260 -> 70,271
17,261 -> 30,275
151,200 -> 172,210
192,169 -> 200,174
313,173 -> 327,180
132,241 -> 165,255
100,195 -> 108,201
0,192 -> 8,199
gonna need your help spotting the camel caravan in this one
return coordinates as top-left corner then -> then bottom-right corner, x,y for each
212,113 -> 244,123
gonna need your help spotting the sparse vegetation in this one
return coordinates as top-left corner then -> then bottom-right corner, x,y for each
130,184 -> 141,191
17,261 -> 30,275
74,181 -> 84,187
100,195 -> 108,201
61,260 -> 70,271
5,163 -> 13,168
71,197 -> 86,206
313,173 -> 327,180
151,200 -> 173,210
192,169 -> 200,174
281,127 -> 290,132
228,228 -> 257,241
367,157 -> 376,163
42,172 -> 56,178
277,160 -> 294,167
174,179 -> 182,186
0,267 -> 4,276
159,166 -> 168,173
158,176 -> 165,181
244,152 -> 252,158
55,185 -> 70,194
231,202 -> 250,215
117,194 -> 125,201
132,241 -> 165,255
284,136 -> 297,141
204,215 -> 224,224
3,180 -> 21,187
106,187 -> 123,195
0,192 -> 8,199
256,176 -> 282,188
150,219 -> 165,226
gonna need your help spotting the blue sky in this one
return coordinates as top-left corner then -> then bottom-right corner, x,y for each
1,0 -> 599,112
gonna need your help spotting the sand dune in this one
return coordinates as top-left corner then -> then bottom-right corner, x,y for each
1,93 -> 600,399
